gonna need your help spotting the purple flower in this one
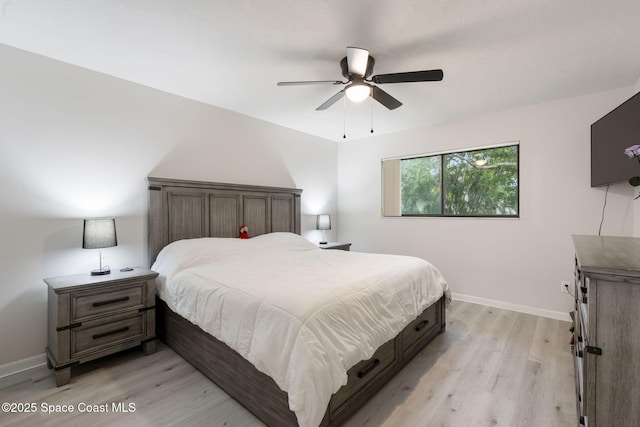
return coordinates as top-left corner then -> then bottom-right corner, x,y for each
624,145 -> 640,158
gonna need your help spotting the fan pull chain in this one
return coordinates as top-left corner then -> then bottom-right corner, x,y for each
343,94 -> 347,139
370,98 -> 374,134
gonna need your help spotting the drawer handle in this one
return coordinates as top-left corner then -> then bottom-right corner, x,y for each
93,296 -> 130,307
92,327 -> 129,340
415,319 -> 430,332
357,358 -> 381,379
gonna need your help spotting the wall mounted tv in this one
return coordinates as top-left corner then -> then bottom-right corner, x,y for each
591,91 -> 640,187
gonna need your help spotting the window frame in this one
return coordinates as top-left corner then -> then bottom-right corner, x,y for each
386,142 -> 520,218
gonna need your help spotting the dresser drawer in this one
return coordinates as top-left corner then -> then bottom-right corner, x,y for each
72,283 -> 145,321
71,313 -> 145,357
330,339 -> 396,414
402,303 -> 438,352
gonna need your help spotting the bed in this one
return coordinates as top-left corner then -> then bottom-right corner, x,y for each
147,177 -> 449,427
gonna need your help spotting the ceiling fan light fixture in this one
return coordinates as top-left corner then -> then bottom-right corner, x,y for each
277,46 -> 443,113
346,47 -> 370,77
345,83 -> 371,103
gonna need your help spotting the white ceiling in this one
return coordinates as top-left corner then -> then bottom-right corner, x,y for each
1,0 -> 640,142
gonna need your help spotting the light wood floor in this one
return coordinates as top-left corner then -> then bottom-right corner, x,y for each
0,301 -> 575,426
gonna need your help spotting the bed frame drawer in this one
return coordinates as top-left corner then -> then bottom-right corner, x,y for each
330,339 -> 396,414
402,302 -> 438,353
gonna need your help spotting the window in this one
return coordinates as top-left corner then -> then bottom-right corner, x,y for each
382,143 -> 519,217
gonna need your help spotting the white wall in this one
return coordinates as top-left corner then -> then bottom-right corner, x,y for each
0,44 -> 338,367
337,87 -> 636,318
2,39 -> 637,369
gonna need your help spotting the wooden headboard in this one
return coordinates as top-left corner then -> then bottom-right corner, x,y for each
147,177 -> 302,266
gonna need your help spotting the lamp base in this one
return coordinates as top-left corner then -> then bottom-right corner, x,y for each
91,268 -> 111,276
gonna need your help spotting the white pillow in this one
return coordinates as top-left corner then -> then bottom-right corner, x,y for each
249,232 -> 317,251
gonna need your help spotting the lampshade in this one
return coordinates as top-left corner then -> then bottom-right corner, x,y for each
83,219 -> 117,249
345,83 -> 371,103
316,214 -> 331,231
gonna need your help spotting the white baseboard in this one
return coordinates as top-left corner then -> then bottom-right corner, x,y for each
0,353 -> 46,379
452,292 -> 572,322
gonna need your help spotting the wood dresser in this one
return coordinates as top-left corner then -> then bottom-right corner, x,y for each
572,235 -> 640,426
45,268 -> 158,386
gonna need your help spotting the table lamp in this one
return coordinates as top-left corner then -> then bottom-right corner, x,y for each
83,218 -> 117,275
316,214 -> 331,245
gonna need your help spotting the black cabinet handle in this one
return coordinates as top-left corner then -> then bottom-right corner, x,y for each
357,359 -> 381,378
92,327 -> 129,340
93,296 -> 130,307
415,320 -> 430,332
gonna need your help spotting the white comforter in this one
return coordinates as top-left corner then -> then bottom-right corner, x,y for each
152,232 -> 450,427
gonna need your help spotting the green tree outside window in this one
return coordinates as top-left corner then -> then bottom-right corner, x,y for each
400,144 -> 519,217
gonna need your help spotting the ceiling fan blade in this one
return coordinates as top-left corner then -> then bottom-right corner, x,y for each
346,47 -> 370,77
277,80 -> 343,86
371,69 -> 444,84
316,90 -> 345,110
371,86 -> 402,110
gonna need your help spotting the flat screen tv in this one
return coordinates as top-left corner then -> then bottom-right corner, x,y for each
591,91 -> 640,187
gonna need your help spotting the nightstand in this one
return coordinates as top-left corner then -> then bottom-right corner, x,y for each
44,268 -> 158,386
318,242 -> 352,251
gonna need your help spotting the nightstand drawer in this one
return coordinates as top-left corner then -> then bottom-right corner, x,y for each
72,313 -> 145,357
72,283 -> 145,321
402,303 -> 438,352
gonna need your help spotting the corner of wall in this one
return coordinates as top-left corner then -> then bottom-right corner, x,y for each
634,188 -> 640,238
633,75 -> 640,237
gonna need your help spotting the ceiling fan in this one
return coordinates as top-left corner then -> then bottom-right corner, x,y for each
277,47 -> 444,111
